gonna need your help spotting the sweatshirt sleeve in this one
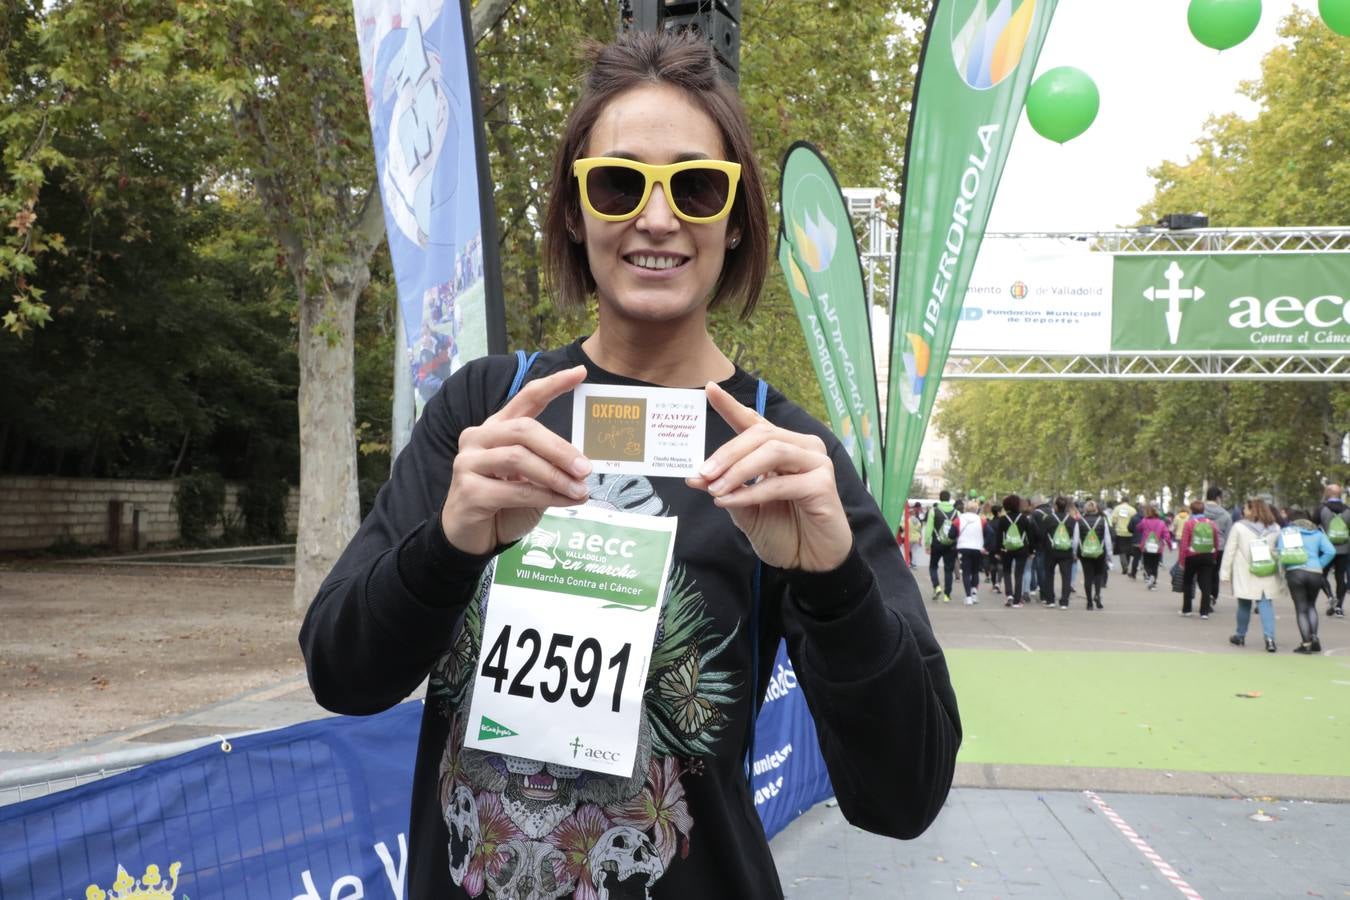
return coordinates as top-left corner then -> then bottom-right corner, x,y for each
775,441 -> 961,840
298,357 -> 515,715
1219,530 -> 1237,582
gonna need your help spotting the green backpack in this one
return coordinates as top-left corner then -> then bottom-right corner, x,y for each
1190,518 -> 1215,554
1279,527 -> 1309,566
1143,531 -> 1162,554
1003,515 -> 1025,551
1080,520 -> 1104,559
933,507 -> 957,545
1051,515 -> 1072,552
1247,533 -> 1277,577
1328,511 -> 1349,546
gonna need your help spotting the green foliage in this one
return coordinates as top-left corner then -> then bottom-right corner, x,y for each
175,471 -> 226,544
936,379 -> 1344,508
940,10 -> 1350,509
476,1 -> 926,419
238,478 -> 291,542
1139,10 -> 1350,228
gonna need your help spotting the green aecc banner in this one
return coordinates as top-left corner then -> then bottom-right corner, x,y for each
778,143 -> 884,498
882,0 -> 1059,529
1112,253 -> 1350,352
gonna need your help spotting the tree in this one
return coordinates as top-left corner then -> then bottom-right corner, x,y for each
476,0 -> 926,420
6,0 -> 932,606
934,12 -> 1350,507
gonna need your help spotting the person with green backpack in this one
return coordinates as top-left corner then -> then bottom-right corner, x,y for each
1179,499 -> 1223,618
1044,496 -> 1081,609
1079,501 -> 1113,610
1134,505 -> 1174,590
924,490 -> 960,603
1278,509 -> 1336,653
998,494 -> 1032,608
1314,484 -> 1349,617
1219,497 -> 1287,652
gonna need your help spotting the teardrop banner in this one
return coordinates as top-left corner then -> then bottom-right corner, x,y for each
881,0 -> 1061,529
778,143 -> 885,500
777,233 -> 866,479
352,0 -> 508,452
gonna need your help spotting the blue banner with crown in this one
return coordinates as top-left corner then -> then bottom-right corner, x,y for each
0,703 -> 421,900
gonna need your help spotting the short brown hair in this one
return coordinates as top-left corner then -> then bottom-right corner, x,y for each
541,31 -> 769,318
1189,499 -> 1206,515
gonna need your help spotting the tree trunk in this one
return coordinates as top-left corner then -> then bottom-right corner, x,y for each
292,268 -> 366,611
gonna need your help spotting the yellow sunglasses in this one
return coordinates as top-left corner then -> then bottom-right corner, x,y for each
573,157 -> 742,224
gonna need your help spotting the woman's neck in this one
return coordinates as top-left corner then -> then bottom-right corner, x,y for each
581,317 -> 734,387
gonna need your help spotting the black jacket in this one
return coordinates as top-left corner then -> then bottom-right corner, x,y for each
299,342 -> 962,900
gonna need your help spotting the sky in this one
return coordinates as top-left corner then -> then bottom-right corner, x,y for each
985,0 -> 1306,233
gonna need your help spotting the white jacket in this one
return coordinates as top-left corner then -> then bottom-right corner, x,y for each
1219,520 -> 1290,602
956,512 -> 984,551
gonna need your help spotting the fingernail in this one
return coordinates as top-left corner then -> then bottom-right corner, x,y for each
708,478 -> 726,494
569,481 -> 589,499
570,456 -> 592,477
699,458 -> 720,478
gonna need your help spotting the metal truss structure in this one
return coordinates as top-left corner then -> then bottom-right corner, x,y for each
840,215 -> 1350,381
946,351 -> 1350,380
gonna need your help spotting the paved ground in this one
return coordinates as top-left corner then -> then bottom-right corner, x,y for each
4,551 -> 1349,898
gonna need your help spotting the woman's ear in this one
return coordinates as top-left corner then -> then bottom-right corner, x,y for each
727,230 -> 741,249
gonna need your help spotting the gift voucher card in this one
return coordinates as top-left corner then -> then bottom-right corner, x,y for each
571,384 -> 706,478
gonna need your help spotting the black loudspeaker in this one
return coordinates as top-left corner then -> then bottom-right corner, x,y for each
663,9 -> 740,84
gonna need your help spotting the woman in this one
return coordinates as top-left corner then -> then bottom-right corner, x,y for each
1179,499 -> 1220,618
955,499 -> 985,605
1078,501 -> 1113,610
982,501 -> 1003,597
1278,509 -> 1336,654
1134,504 -> 1174,591
998,493 -> 1030,608
1219,497 -> 1285,652
299,32 -> 959,898
1044,496 -> 1080,609
906,502 -> 923,569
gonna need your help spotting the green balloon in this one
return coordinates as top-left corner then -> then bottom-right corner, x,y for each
1025,67 -> 1100,144
1187,0 -> 1262,51
1321,0 -> 1350,37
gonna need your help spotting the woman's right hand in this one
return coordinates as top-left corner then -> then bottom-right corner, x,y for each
440,365 -> 592,556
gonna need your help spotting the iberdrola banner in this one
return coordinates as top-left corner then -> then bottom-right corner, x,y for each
777,234 -> 865,479
779,143 -> 884,499
351,0 -> 507,452
881,0 -> 1059,528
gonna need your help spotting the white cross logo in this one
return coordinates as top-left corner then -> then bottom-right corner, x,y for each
1143,261 -> 1205,345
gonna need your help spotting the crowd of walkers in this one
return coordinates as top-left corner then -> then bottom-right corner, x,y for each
907,484 -> 1350,654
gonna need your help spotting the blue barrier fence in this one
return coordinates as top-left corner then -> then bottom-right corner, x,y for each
1,652 -> 830,898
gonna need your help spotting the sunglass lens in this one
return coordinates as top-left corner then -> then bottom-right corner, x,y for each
671,167 -> 730,218
587,165 -> 646,216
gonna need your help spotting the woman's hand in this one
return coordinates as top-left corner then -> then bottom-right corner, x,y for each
686,382 -> 852,573
441,365 -> 592,556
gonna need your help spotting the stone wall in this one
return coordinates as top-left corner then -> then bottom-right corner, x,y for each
0,477 -> 299,551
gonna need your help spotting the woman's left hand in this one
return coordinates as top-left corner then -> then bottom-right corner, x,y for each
686,382 -> 852,572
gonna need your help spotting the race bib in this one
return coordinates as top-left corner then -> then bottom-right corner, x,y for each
465,506 -> 676,777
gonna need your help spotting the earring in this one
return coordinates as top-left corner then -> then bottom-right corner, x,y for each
567,227 -> 580,243
728,235 -> 740,249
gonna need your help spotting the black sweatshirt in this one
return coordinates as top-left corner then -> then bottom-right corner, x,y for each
299,341 -> 961,899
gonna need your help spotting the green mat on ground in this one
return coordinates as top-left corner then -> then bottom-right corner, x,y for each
946,649 -> 1350,776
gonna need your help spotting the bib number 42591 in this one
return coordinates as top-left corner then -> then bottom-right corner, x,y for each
479,625 -> 632,714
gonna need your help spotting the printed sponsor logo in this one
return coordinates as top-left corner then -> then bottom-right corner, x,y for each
477,716 -> 517,741
951,0 -> 1039,90
899,332 -> 931,416
1142,260 -> 1205,345
791,207 -> 839,273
